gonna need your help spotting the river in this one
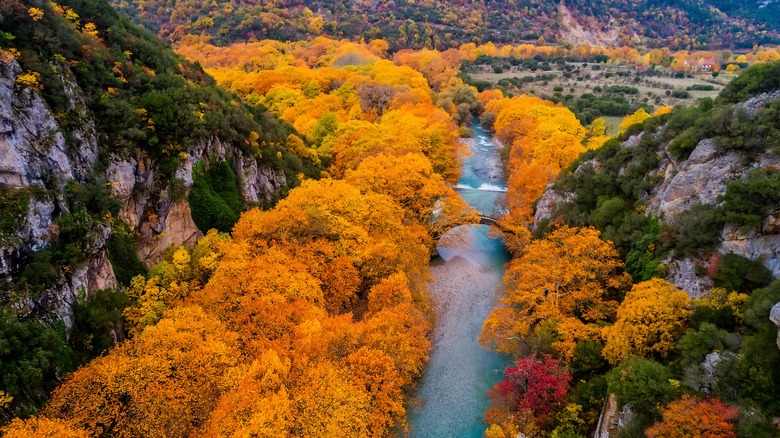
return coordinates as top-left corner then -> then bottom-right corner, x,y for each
407,119 -> 510,437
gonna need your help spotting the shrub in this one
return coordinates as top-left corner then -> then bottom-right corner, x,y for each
624,217 -> 663,282
107,223 -> 147,286
676,322 -> 733,368
689,288 -> 747,331
736,411 -> 778,438
69,288 -> 129,362
742,280 -> 780,332
737,327 -> 780,413
188,161 -> 244,233
571,340 -> 609,381
0,186 -> 30,247
709,253 -> 772,294
570,376 -> 608,435
480,111 -> 496,130
607,358 -> 679,414
733,281 -> 780,412
65,179 -> 121,217
0,312 -> 75,417
167,178 -> 187,202
608,85 -> 639,95
716,169 -> 780,231
15,208 -> 100,300
670,204 -> 723,256
720,60 -> 780,103
667,127 -> 704,159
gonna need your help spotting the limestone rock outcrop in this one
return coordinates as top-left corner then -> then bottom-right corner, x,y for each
647,139 -> 742,222
533,184 -> 575,228
0,57 -> 287,323
771,302 -> 780,349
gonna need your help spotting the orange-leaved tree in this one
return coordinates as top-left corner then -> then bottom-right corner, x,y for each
480,226 -> 630,358
482,95 -> 591,252
231,178 -> 431,293
196,350 -> 294,438
645,395 -> 739,438
44,306 -> 243,438
344,152 -> 478,238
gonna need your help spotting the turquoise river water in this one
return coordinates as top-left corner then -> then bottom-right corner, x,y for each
407,120 -> 511,437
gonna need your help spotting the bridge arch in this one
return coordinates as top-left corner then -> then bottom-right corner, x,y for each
430,214 -> 504,258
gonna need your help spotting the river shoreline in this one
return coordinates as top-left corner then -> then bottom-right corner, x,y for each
408,254 -> 507,437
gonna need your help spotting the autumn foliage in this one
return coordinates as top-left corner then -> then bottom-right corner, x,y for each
5,178 -> 435,437
645,395 -> 739,438
0,417 -> 89,438
603,279 -> 692,364
485,354 -> 572,434
481,226 -> 630,359
476,95 -> 597,251
197,46 -> 466,183
9,2 -> 780,436
7,169 -> 442,437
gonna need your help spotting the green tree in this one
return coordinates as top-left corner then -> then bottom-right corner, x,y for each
69,289 -> 129,363
0,313 -> 74,418
188,161 -> 244,233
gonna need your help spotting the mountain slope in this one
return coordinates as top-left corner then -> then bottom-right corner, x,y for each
0,0 -> 320,324
108,0 -> 780,49
0,0 -> 324,418
534,61 -> 780,297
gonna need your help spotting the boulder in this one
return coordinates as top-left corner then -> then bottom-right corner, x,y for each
533,184 -> 575,229
771,302 -> 780,350
649,139 -> 741,222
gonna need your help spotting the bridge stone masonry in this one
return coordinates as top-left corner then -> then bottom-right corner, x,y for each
476,214 -> 499,226
429,214 -> 502,259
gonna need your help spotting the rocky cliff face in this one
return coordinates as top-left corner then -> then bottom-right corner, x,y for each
0,57 -> 286,322
103,136 -> 286,268
534,91 -> 780,298
647,139 -> 742,221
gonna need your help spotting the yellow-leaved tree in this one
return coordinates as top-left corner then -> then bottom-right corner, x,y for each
602,278 -> 692,364
618,108 -> 651,133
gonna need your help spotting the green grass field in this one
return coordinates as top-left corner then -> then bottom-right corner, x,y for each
470,62 -> 733,113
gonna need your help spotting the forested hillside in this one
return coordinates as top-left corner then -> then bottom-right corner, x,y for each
534,62 -> 780,296
2,0 -> 780,434
475,61 -> 780,437
0,0 -> 481,431
110,0 -> 780,49
0,0 -> 321,420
